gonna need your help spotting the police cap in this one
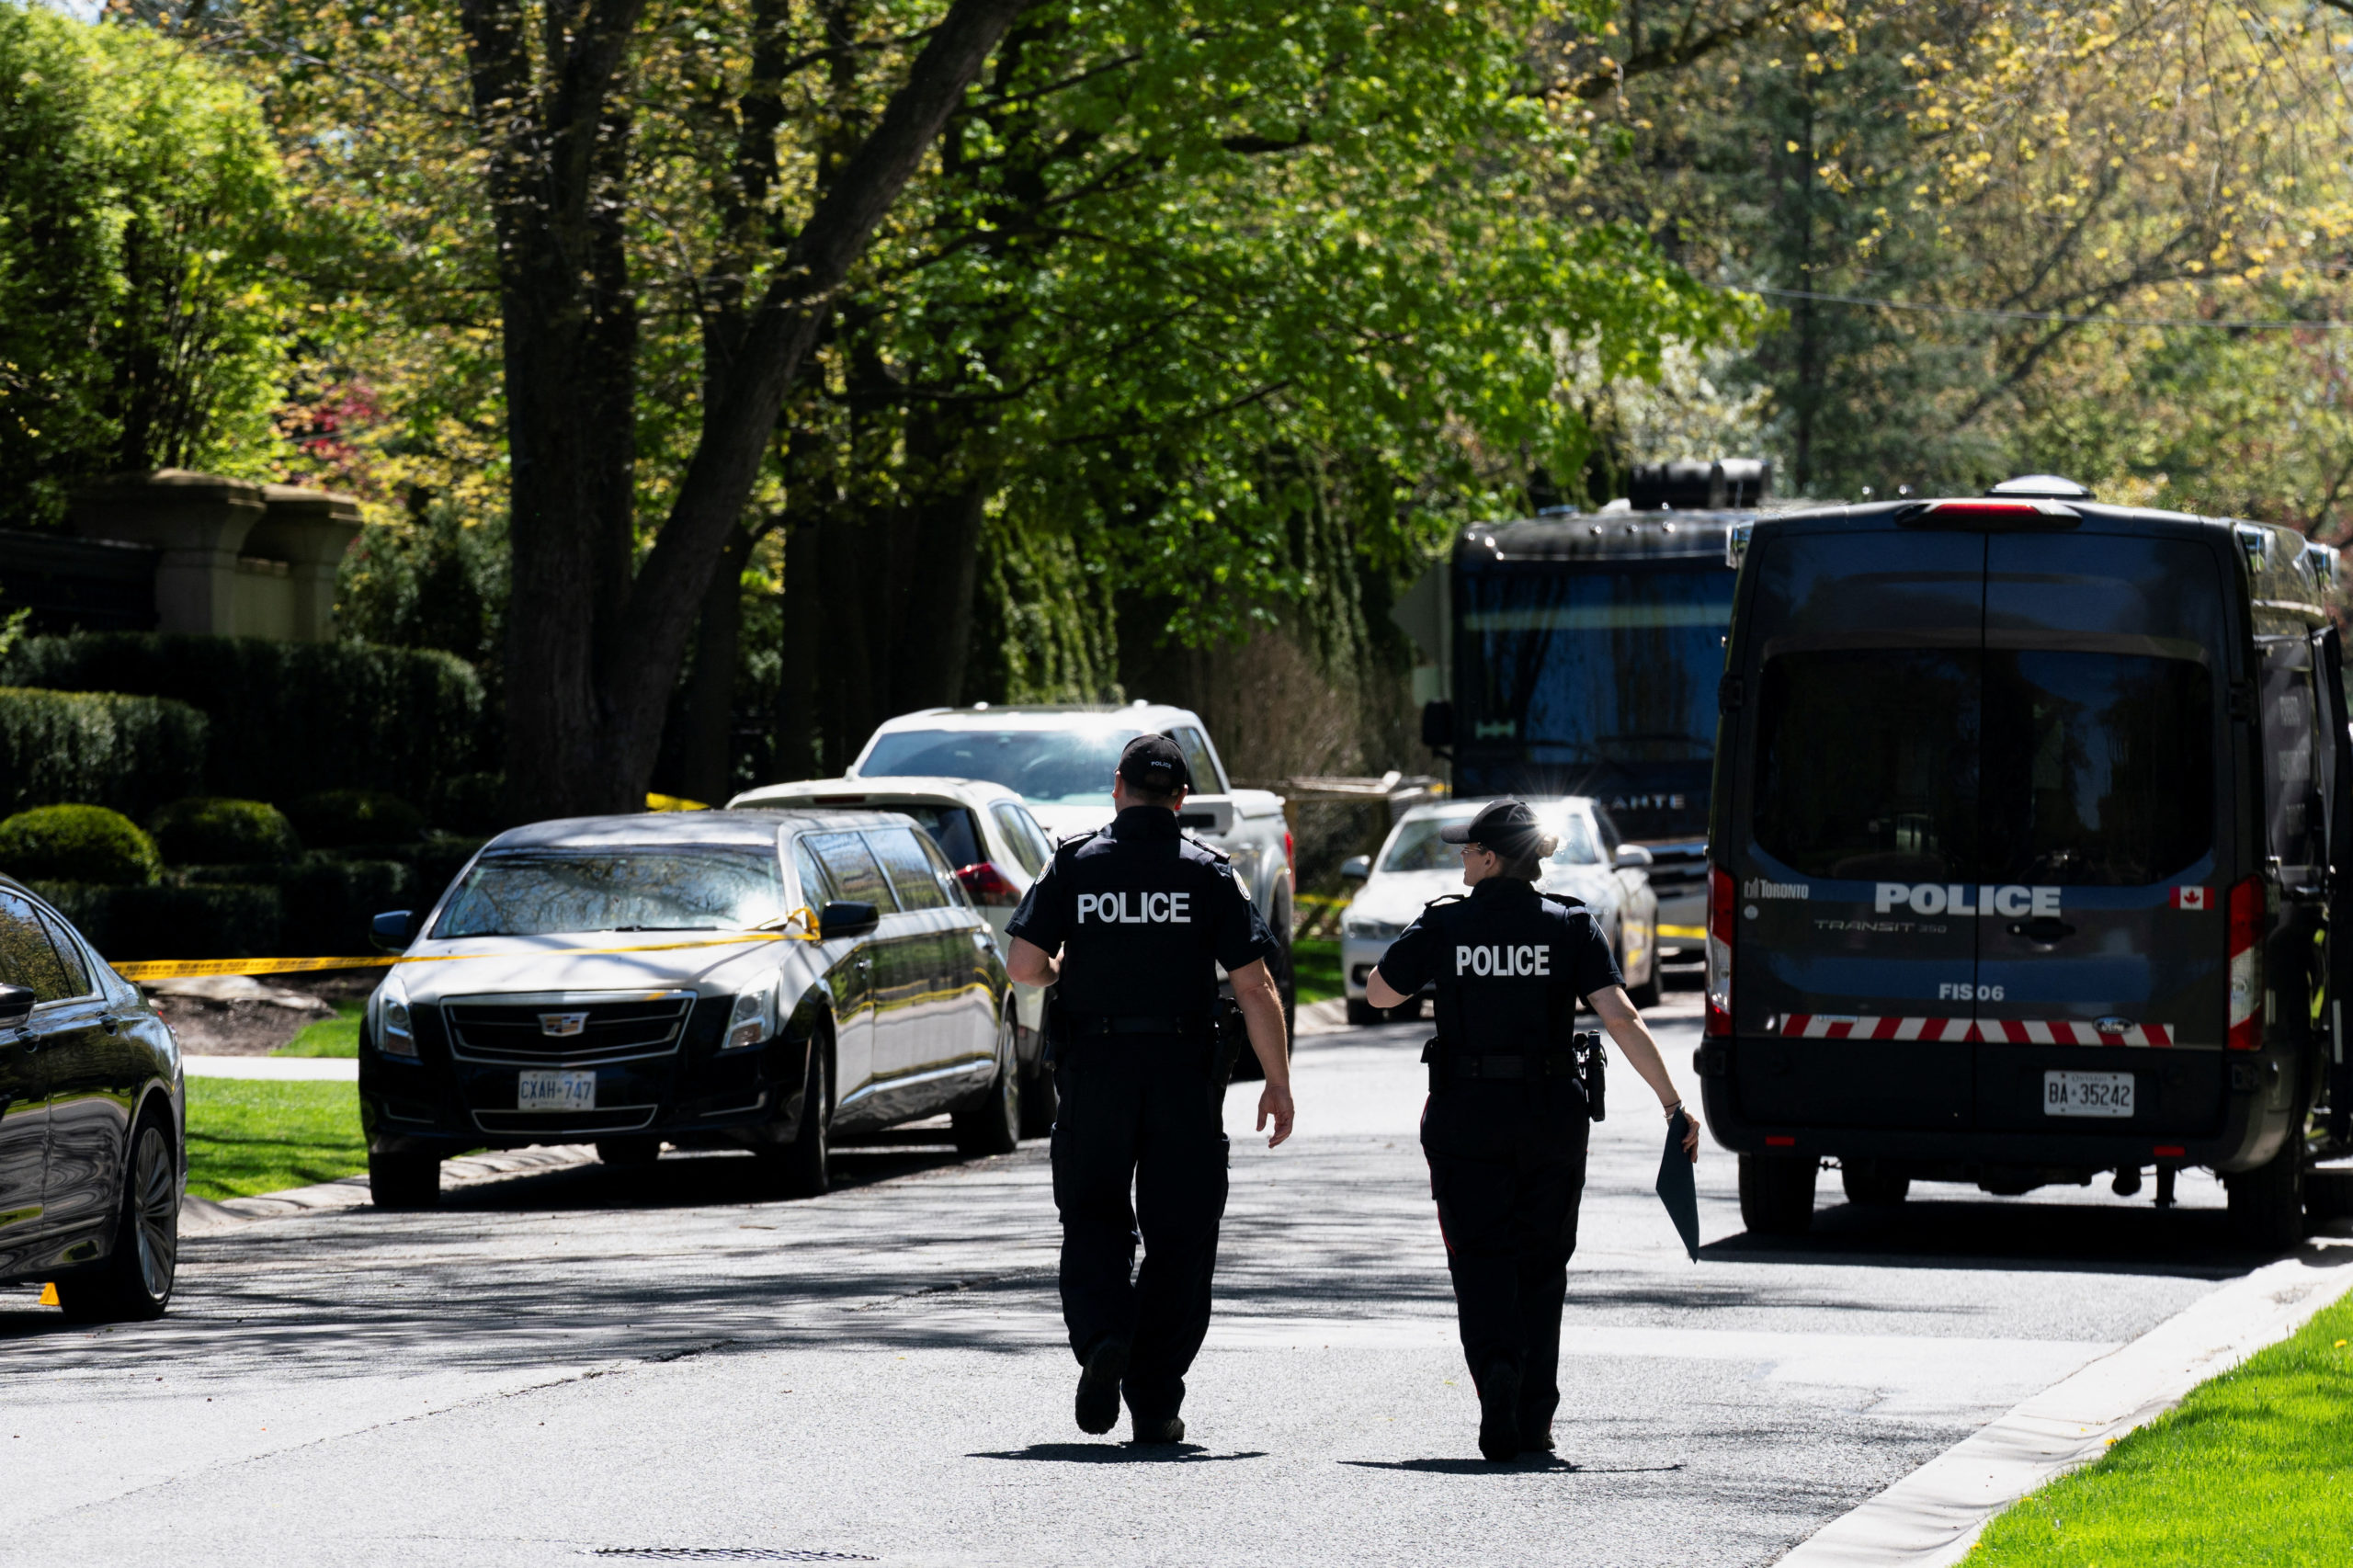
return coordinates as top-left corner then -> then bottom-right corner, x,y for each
1440,799 -> 1543,858
1119,733 -> 1191,793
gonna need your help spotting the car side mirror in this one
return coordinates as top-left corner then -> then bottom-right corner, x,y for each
0,983 -> 32,1028
1614,845 -> 1654,869
1340,855 -> 1371,881
370,910 -> 420,951
1419,699 -> 1455,748
819,900 -> 880,939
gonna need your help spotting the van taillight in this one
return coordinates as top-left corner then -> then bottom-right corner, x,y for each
1706,863 -> 1733,1037
2227,874 -> 2264,1051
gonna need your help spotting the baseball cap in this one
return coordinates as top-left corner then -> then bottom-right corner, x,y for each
1119,733 -> 1191,792
1439,799 -> 1543,855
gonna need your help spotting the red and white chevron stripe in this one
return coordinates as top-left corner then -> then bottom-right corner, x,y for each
1778,1014 -> 2177,1047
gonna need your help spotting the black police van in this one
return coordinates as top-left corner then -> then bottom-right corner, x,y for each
1699,475 -> 2347,1247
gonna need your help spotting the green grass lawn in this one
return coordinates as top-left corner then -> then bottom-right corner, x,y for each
1972,1289 -> 2353,1566
272,998 -> 364,1057
185,1078 -> 367,1200
1292,937 -> 1342,1005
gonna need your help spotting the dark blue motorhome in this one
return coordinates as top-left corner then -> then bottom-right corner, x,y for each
1700,477 -> 2346,1246
1401,460 -> 1769,960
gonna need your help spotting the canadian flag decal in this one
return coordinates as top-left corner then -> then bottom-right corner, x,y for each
2173,886 -> 2209,911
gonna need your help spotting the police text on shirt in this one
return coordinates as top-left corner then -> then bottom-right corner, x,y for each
1456,943 -> 1552,977
1075,891 -> 1191,924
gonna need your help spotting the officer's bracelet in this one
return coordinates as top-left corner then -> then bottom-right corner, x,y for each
1662,1099 -> 1684,1119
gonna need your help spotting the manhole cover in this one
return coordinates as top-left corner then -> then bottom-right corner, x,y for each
588,1544 -> 884,1553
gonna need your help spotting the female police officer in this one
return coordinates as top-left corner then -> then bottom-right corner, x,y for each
1364,798 -> 1699,1462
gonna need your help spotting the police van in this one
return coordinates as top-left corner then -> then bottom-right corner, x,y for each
1699,476 -> 2347,1247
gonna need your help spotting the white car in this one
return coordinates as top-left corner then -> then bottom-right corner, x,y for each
845,701 -> 1298,1033
727,775 -> 1055,1131
1336,798 -> 1660,1025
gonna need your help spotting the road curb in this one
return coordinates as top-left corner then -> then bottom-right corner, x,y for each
179,1144 -> 600,1236
1776,1225 -> 2353,1565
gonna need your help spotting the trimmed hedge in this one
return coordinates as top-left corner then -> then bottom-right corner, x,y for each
0,805 -> 159,886
286,789 -> 425,849
153,797 -> 300,867
0,687 -> 207,819
282,856 -> 409,953
37,881 -> 281,961
4,632 -> 484,804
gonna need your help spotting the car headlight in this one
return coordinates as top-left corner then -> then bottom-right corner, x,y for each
725,976 -> 779,1051
1342,915 -> 1404,941
377,976 -> 417,1059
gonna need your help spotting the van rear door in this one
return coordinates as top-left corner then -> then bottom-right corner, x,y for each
1736,530 -> 1986,1129
1972,531 -> 2229,1135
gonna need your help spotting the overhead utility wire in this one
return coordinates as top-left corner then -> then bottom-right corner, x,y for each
1744,283 -> 2353,331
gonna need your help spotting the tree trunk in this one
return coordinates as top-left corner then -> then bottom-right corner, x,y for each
484,0 -> 1035,818
775,519 -> 823,778
673,523 -> 757,805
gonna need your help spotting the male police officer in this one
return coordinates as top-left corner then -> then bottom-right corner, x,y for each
1004,733 -> 1294,1446
1365,798 -> 1699,1462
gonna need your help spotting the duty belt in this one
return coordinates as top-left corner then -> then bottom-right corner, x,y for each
1436,1052 -> 1581,1081
1065,1012 -> 1206,1037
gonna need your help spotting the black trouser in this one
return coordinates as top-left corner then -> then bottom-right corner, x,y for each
1051,1031 -> 1230,1422
1422,1080 -> 1590,1438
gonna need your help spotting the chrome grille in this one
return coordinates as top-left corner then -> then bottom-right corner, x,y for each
446,993 -> 694,1065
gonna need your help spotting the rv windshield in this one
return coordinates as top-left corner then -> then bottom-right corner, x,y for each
1457,564 -> 1733,763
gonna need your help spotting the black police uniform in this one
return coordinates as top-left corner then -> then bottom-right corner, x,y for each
1374,876 -> 1620,1449
1005,805 -> 1279,1426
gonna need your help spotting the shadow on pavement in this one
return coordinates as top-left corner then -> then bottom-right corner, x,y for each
972,1444 -> 1267,1464
1699,1195 -> 2274,1278
1338,1456 -> 1682,1475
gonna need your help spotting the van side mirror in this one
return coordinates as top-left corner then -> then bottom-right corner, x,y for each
1420,700 -> 1455,748
819,900 -> 880,939
1340,855 -> 1371,881
1614,845 -> 1654,869
0,983 -> 32,1028
371,910 -> 420,951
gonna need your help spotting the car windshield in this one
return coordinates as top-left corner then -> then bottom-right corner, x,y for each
858,728 -> 1142,806
434,849 -> 787,937
1379,808 -> 1602,873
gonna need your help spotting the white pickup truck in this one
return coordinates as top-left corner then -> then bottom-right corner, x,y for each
847,701 -> 1297,1031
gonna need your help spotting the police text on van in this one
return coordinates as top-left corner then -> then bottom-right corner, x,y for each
1875,883 -> 2060,917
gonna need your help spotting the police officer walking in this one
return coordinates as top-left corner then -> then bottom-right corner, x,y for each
1364,799 -> 1699,1463
1004,734 -> 1294,1446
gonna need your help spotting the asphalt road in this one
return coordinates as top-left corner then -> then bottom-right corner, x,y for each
1,989 -> 2275,1568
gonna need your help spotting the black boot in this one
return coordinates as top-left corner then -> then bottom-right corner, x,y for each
1075,1339 -> 1130,1436
1131,1413 -> 1186,1445
1478,1363 -> 1522,1462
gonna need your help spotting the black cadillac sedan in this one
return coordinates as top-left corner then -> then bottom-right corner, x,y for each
0,875 -> 183,1320
359,810 -> 1023,1207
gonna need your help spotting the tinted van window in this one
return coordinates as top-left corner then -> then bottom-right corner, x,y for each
2259,639 -> 2323,872
1754,648 -> 1980,881
1753,647 -> 2211,885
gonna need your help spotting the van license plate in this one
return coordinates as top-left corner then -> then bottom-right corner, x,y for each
2043,1070 -> 2132,1118
518,1070 -> 596,1111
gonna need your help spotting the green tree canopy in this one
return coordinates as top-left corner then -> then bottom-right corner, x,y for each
0,3 -> 295,528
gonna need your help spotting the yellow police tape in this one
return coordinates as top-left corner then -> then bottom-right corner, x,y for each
108,909 -> 825,983
1656,924 -> 1707,942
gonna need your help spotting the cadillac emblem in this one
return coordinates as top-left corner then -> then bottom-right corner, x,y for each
539,1011 -> 589,1038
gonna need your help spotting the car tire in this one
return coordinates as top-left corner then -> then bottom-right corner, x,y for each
55,1110 -> 177,1324
597,1138 -> 661,1169
954,1008 -> 1023,1157
1841,1161 -> 1910,1208
369,1149 -> 441,1210
2225,1134 -> 2306,1250
1346,997 -> 1382,1027
1739,1153 -> 1818,1235
759,1037 -> 832,1199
